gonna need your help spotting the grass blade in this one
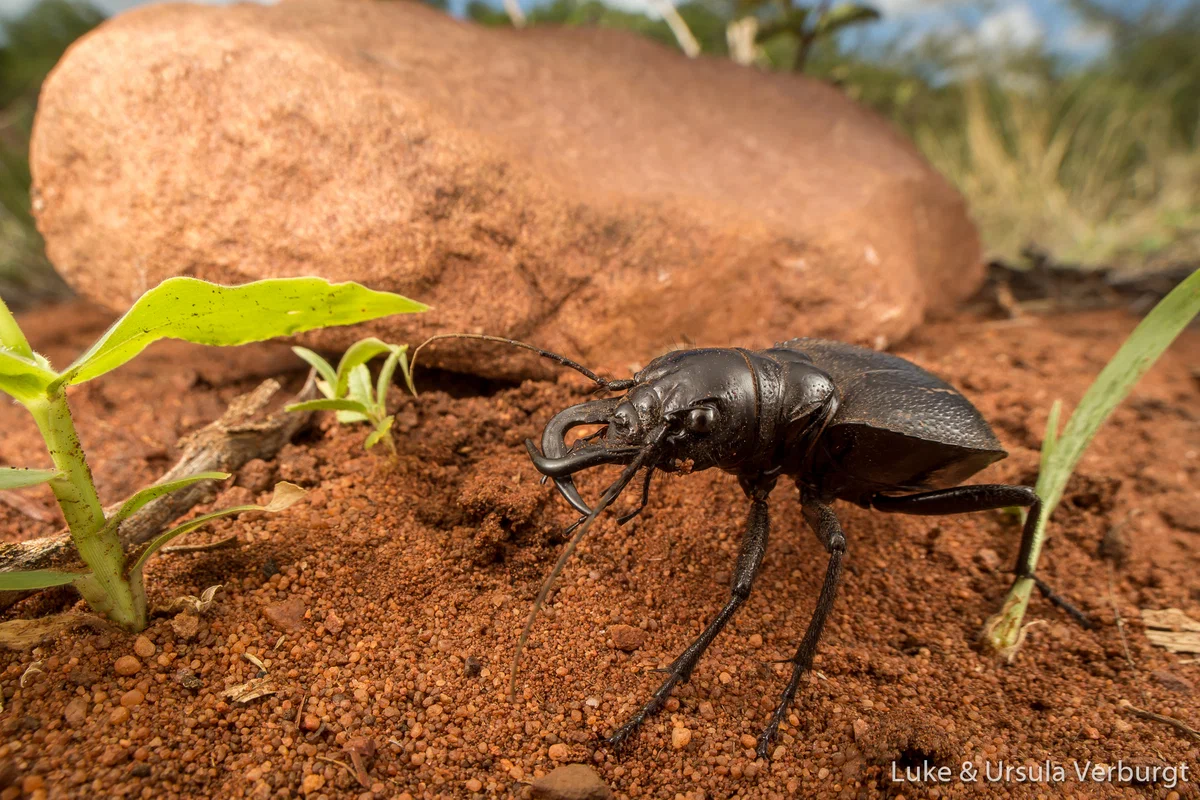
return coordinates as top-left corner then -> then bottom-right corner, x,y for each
130,482 -> 306,575
106,471 -> 230,531
1030,268 -> 1200,562
0,467 -> 60,491
0,569 -> 84,590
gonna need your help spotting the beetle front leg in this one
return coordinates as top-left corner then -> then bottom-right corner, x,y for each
607,491 -> 772,749
756,496 -> 846,760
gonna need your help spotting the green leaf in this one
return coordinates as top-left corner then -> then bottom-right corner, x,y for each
755,8 -> 808,41
335,338 -> 398,399
364,416 -> 394,450
131,482 -> 306,575
60,277 -> 428,386
286,398 -> 372,416
0,294 -> 34,360
106,471 -> 230,531
292,347 -> 337,390
0,347 -> 57,404
0,569 -> 85,590
0,467 -> 60,491
814,3 -> 880,35
376,345 -> 408,406
340,364 -> 375,422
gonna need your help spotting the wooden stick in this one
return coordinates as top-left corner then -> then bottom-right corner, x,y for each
0,375 -> 318,612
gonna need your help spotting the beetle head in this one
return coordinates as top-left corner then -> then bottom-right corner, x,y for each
525,349 -> 761,516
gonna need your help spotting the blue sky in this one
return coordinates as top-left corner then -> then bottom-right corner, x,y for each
0,0 -> 1182,63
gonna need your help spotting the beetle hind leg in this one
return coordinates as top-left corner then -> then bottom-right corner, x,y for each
756,495 -> 846,760
607,493 -> 771,750
870,485 -> 1091,627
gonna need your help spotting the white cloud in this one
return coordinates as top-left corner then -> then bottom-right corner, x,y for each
976,1 -> 1042,51
1061,18 -> 1112,54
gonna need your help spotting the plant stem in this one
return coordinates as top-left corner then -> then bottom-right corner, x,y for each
983,577 -> 1034,658
28,389 -> 144,630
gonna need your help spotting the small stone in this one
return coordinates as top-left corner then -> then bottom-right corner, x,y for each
302,714 -> 321,732
465,778 -> 483,792
263,597 -> 307,632
508,765 -> 524,781
99,745 -> 129,766
748,633 -> 763,647
548,743 -> 570,761
63,697 -> 88,727
133,636 -> 155,659
671,727 -> 692,750
21,776 -> 45,793
171,612 -> 200,641
120,689 -> 145,708
1152,669 -> 1195,693
344,736 -> 377,758
109,707 -> 131,724
739,733 -> 757,750
608,624 -> 646,652
237,458 -> 276,494
174,668 -> 204,690
113,656 -> 141,677
852,718 -> 869,741
531,764 -> 614,800
974,548 -> 1001,571
719,671 -> 732,685
301,773 -> 325,795
325,611 -> 344,635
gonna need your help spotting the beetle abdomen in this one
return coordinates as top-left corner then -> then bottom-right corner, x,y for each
776,338 -> 1006,498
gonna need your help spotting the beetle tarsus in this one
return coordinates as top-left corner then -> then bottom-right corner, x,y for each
1029,575 -> 1093,628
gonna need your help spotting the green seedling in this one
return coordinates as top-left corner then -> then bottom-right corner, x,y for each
984,267 -> 1200,657
0,277 -> 426,632
286,339 -> 411,455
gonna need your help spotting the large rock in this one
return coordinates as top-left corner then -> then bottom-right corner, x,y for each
31,0 -> 982,379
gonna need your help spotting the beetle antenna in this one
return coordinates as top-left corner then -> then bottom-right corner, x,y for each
508,429 -> 665,702
408,334 -> 634,392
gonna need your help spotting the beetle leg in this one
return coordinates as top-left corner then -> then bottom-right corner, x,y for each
756,496 -> 846,760
607,494 -> 771,749
870,485 -> 1091,627
616,468 -> 656,526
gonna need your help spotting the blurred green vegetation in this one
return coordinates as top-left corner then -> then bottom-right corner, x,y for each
0,0 -> 100,306
0,0 -> 1196,306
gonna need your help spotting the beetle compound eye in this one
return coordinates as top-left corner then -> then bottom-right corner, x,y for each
687,407 -> 716,434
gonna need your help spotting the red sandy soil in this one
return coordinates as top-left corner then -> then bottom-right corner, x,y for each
1,302 -> 1198,799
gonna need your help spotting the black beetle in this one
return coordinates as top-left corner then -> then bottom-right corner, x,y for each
513,337 -> 1087,759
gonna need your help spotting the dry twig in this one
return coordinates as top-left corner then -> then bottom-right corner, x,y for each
0,375 -> 317,612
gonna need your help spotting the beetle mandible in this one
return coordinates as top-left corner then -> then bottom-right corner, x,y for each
512,337 -> 1087,760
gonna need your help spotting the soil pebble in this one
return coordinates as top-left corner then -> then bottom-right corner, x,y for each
531,764 -> 613,800
132,636 -> 155,658
170,612 -> 199,640
262,597 -> 306,631
112,656 -> 140,677
607,624 -> 646,652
